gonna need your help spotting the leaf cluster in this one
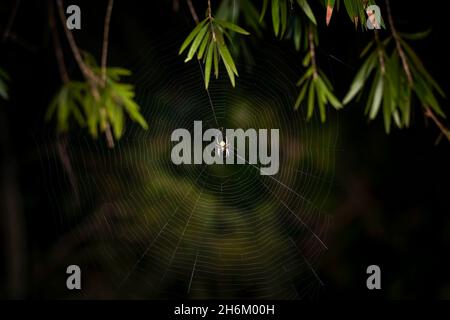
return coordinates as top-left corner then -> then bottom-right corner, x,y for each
260,0 -> 317,38
179,16 -> 250,88
46,62 -> 148,140
343,31 -> 445,133
295,51 -> 342,122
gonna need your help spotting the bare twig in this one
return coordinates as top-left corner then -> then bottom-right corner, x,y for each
48,0 -> 69,84
101,0 -> 114,85
186,0 -> 199,24
424,107 -> 450,143
2,0 -> 21,42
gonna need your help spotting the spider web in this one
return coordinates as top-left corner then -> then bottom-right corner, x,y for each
41,29 -> 340,299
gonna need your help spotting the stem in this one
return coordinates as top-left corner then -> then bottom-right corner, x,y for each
56,0 -> 101,93
424,107 -> 450,143
374,31 -> 385,75
308,27 -> 318,79
48,0 -> 69,84
386,0 -> 449,141
49,1 -> 80,204
2,0 -> 21,42
101,0 -> 114,85
207,0 -> 212,19
186,0 -> 199,24
385,0 -> 413,86
56,0 -> 114,148
206,0 -> 216,41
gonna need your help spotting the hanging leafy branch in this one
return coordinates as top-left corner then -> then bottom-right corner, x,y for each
343,1 -> 448,139
46,58 -> 147,139
0,67 -> 9,100
295,27 -> 342,121
3,0 -> 447,144
258,1 -> 341,120
179,0 -> 250,88
45,0 -> 148,148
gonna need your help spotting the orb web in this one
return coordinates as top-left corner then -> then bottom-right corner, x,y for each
41,30 -> 340,299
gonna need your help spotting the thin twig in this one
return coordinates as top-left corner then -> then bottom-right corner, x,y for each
186,0 -> 199,24
48,0 -> 69,84
56,0 -> 101,93
2,0 -> 21,42
374,31 -> 385,75
207,0 -> 212,19
385,0 -> 413,86
424,107 -> 450,143
49,0 -> 81,203
308,27 -> 318,79
101,0 -> 114,85
56,0 -> 114,148
386,0 -> 449,141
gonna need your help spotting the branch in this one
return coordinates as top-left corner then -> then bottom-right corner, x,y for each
386,0 -> 450,142
56,0 -> 101,93
56,0 -> 114,148
308,27 -> 318,79
48,0 -> 69,84
385,0 -> 413,86
207,0 -> 212,19
49,0 -> 81,203
424,107 -> 450,143
186,0 -> 199,24
2,0 -> 21,42
101,0 -> 114,85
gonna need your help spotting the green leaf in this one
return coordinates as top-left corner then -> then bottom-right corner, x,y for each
215,19 -> 250,35
260,0 -> 269,22
218,42 -> 238,75
213,44 -> 219,79
315,79 -> 327,122
197,33 -> 210,60
179,18 -> 208,55
295,80 -> 310,109
205,43 -> 214,89
297,0 -> 317,25
185,24 -> 209,62
280,0 -> 287,37
399,29 -> 432,41
0,68 -> 9,100
400,39 -> 445,98
297,67 -> 313,86
307,81 -> 315,120
272,0 -> 280,36
343,52 -> 377,105
369,74 -> 384,120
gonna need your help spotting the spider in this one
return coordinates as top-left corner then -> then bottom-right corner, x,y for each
215,137 -> 230,158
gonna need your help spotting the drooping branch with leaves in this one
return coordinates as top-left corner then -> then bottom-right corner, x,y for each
1,0 -> 448,144
46,0 -> 148,148
178,0 -> 448,142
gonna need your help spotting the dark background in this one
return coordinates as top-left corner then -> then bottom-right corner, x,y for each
1,0 -> 449,299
